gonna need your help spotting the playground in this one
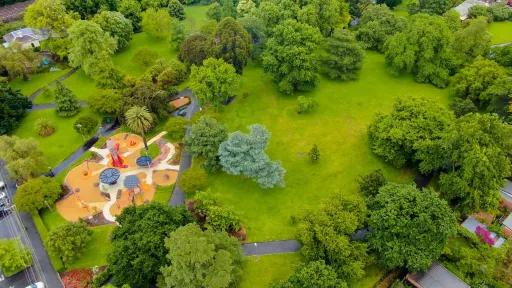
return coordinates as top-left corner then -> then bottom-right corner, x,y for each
56,132 -> 179,222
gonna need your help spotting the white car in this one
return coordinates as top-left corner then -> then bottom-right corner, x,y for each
26,282 -> 45,288
0,181 -> 5,190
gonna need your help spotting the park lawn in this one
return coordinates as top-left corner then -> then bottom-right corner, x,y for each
488,21 -> 512,44
67,225 -> 114,270
153,185 -> 174,205
10,68 -> 71,97
208,51 -> 451,242
183,5 -> 210,34
13,108 -> 101,167
240,253 -> 301,288
62,69 -> 100,102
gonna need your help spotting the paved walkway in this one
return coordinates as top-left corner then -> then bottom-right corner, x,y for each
242,240 -> 301,256
30,101 -> 87,111
0,0 -> 33,22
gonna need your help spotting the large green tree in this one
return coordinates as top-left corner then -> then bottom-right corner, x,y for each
168,0 -> 185,20
142,8 -> 172,38
54,81 -> 80,117
161,223 -> 243,288
262,19 -> 322,94
213,17 -> 251,73
297,0 -> 348,37
185,116 -> 228,172
14,177 -> 61,213
118,0 -> 143,32
121,76 -> 170,117
189,58 -> 241,108
0,239 -> 32,277
0,136 -> 47,182
368,97 -> 454,169
179,33 -> 212,66
108,203 -> 193,288
297,193 -> 367,281
62,0 -> 116,19
356,5 -> 405,52
47,222 -> 91,266
24,0 -> 74,35
272,260 -> 347,288
0,44 -> 39,80
93,11 -> 133,51
369,183 -> 456,271
0,83 -> 31,135
452,17 -> 491,66
384,13 -> 455,87
218,124 -> 286,188
321,29 -> 364,81
419,0 -> 453,15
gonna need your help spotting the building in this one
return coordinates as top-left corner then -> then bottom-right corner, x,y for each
2,28 -> 48,49
500,180 -> 512,210
454,0 -> 491,20
406,262 -> 470,288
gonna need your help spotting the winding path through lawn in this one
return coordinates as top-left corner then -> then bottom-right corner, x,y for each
28,67 -> 80,102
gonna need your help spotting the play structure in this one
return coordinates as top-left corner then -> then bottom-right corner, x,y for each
56,132 -> 180,222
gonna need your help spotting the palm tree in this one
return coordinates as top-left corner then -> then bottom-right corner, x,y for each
125,106 -> 153,151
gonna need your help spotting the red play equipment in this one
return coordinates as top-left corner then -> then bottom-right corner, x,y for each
107,138 -> 128,168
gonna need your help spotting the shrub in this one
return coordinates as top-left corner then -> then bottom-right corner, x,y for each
92,269 -> 111,288
133,47 -> 159,67
164,117 -> 189,142
451,97 -> 478,117
35,118 -> 55,137
74,116 -> 99,136
309,144 -> 320,163
179,165 -> 208,193
297,96 -> 317,114
468,5 -> 490,20
194,191 -> 242,233
488,3 -> 512,21
47,222 -> 92,266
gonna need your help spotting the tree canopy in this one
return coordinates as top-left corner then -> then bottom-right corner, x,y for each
272,260 -> 347,288
47,221 -> 91,266
356,5 -> 405,52
24,0 -> 74,35
179,33 -> 212,66
321,29 -> 364,81
93,11 -> 133,51
185,116 -> 228,172
0,83 -> 31,135
108,203 -> 193,288
0,136 -> 47,182
213,17 -> 252,73
369,183 -> 456,271
14,176 -> 61,213
0,239 -> 32,277
161,223 -> 244,288
54,81 -> 80,117
142,8 -> 172,38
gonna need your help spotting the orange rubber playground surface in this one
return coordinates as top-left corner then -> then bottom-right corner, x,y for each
56,132 -> 180,222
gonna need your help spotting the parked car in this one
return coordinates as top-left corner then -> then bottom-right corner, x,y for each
0,190 -> 9,213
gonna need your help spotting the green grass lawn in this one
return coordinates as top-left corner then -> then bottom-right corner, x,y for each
10,68 -> 71,97
153,185 -> 174,205
208,51 -> 451,242
488,21 -> 512,44
62,69 -> 100,102
240,253 -> 301,288
183,5 -> 210,34
67,225 -> 114,269
13,108 -> 101,166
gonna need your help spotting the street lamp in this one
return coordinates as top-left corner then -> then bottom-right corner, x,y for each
75,123 -> 85,142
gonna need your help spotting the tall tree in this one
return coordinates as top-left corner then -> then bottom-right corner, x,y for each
213,17 -> 252,73
356,5 -> 405,52
142,8 -> 172,38
0,239 -> 32,277
419,0 -> 452,15
62,0 -> 116,19
272,261 -> 347,288
0,136 -> 47,182
179,33 -> 212,66
161,224 -> 243,288
14,177 -> 61,213
298,0 -> 348,37
118,0 -> 143,32
0,44 -> 39,80
185,116 -> 228,172
170,18 -> 185,49
384,13 -> 455,87
47,222 -> 91,267
54,81 -> 80,117
167,0 -> 185,20
321,29 -> 364,80
0,83 -> 31,135
218,124 -> 286,189
108,203 -> 193,288
24,0 -> 74,35
93,11 -> 133,51
452,17 -> 491,66
68,20 -> 117,78
125,106 -> 154,151
237,0 -> 256,17
189,58 -> 241,108
369,183 -> 456,271
297,193 -> 368,281
262,19 -> 322,94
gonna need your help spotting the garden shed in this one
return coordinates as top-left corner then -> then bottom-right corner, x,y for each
406,262 -> 469,288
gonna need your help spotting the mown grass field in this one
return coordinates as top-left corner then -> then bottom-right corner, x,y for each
488,21 -> 512,44
240,253 -> 301,288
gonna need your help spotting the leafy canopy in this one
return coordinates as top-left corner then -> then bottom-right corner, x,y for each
14,176 -> 61,213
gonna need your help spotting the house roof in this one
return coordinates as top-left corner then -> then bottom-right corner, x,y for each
454,0 -> 489,20
407,262 -> 469,288
2,28 -> 48,44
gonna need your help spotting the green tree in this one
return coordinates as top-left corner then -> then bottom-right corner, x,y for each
146,59 -> 187,89
24,0 -> 74,35
0,136 -> 47,182
35,118 -> 55,137
178,165 -> 209,193
89,89 -> 123,117
296,96 -> 317,114
272,260 -> 347,288
108,203 -> 193,288
437,113 -> 512,213
450,97 -> 478,117
167,0 -> 185,20
356,5 -> 405,52
54,81 -> 80,117
142,8 -> 172,38
376,0 -> 402,8
179,33 -> 212,66
207,2 -> 223,21
218,124 -> 286,188
0,239 -> 32,277
468,4 -> 489,19
488,3 -> 512,21
452,17 -> 491,66
369,183 -> 456,271
452,57 -> 507,107
0,83 -> 31,135
297,193 -> 367,281
185,116 -> 228,172
237,0 -> 256,17
238,16 -> 266,60
368,97 -> 454,169
419,0 -> 453,15
125,106 -> 154,151
14,177 -> 61,212
384,13 -> 454,87
47,222 -> 92,266
164,116 -> 189,142
68,20 -> 117,78
161,223 -> 244,288
189,58 -> 241,108
297,0 -> 348,37
262,19 -> 322,94
321,29 -> 364,81
119,0 -> 143,32
491,45 -> 512,68
74,116 -> 99,136
213,17 -> 252,73
0,44 -> 39,80
170,18 -> 185,49
62,0 -> 116,19
358,169 -> 386,199
93,11 -> 133,51
121,76 -> 170,117
194,191 -> 242,232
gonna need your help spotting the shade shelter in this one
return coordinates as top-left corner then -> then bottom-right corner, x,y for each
99,168 -> 121,185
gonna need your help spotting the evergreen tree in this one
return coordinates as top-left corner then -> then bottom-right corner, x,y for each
54,82 -> 80,117
321,29 -> 364,80
213,17 -> 252,73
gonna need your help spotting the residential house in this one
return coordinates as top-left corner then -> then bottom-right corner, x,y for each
2,28 -> 48,49
406,262 -> 470,288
